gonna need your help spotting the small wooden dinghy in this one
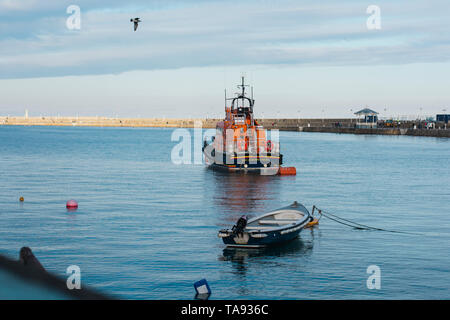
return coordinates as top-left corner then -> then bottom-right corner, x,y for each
218,202 -> 312,248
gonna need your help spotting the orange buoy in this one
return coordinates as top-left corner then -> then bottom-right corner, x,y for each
278,167 -> 296,175
305,218 -> 319,228
19,197 -> 24,202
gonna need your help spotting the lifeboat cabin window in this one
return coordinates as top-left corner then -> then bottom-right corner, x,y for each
234,115 -> 245,125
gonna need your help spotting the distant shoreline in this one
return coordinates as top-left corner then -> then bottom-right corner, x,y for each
1,116 -> 449,138
0,116 -> 219,128
0,116 -> 353,129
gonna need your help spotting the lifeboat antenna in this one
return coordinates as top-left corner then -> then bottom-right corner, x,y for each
251,86 -> 254,116
238,76 -> 248,97
237,76 -> 250,109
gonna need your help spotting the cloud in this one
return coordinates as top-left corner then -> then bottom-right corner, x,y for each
1,0 -> 450,79
0,0 -> 40,11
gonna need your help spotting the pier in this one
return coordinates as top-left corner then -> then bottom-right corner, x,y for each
1,116 -> 449,138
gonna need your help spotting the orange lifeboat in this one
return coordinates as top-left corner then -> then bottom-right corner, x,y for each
202,77 -> 296,176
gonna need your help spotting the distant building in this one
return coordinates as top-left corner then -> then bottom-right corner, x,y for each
354,108 -> 378,128
436,114 -> 450,123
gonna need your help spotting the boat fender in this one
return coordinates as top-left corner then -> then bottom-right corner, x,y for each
218,230 -> 230,238
250,233 -> 267,238
305,218 -> 319,228
278,167 -> 297,175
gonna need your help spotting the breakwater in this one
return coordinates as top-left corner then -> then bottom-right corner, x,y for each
299,126 -> 450,138
1,116 -> 449,137
0,116 -> 356,128
0,116 -> 219,128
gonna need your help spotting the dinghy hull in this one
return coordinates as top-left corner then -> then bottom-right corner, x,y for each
218,202 -> 312,248
219,227 -> 305,248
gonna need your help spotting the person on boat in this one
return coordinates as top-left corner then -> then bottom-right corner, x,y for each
232,215 -> 248,237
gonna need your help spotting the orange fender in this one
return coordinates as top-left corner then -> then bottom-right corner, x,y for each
278,167 -> 296,175
305,218 -> 319,228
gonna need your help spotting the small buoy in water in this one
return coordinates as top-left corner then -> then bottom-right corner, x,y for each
66,200 -> 78,209
278,167 -> 297,175
194,279 -> 211,300
19,197 -> 24,202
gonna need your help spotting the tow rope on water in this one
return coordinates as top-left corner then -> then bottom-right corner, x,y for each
312,206 -> 420,235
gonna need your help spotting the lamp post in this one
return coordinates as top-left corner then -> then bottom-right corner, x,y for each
443,109 -> 448,129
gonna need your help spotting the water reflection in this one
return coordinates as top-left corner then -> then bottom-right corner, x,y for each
194,293 -> 211,300
207,170 -> 282,225
219,237 -> 314,281
207,168 -> 315,296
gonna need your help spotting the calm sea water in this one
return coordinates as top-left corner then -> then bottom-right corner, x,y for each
0,126 -> 449,299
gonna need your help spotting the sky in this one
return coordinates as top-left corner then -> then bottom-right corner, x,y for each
0,0 -> 449,118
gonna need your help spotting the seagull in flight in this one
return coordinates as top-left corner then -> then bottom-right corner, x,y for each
130,17 -> 141,31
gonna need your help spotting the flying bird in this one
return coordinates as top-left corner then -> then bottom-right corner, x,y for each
130,17 -> 141,31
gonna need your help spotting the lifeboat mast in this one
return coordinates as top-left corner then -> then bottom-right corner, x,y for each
225,76 -> 255,127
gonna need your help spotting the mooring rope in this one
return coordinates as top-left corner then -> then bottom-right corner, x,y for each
315,208 -> 421,235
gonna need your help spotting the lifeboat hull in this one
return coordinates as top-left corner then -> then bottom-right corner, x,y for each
204,147 -> 281,176
209,163 -> 280,175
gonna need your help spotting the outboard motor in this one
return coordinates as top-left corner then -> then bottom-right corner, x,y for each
232,215 -> 248,236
